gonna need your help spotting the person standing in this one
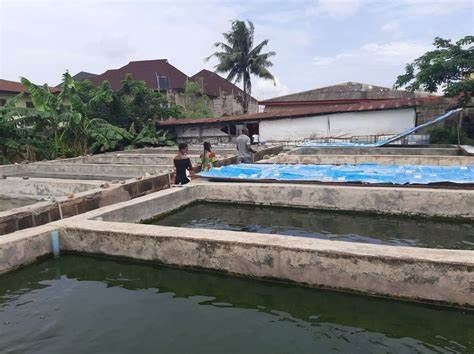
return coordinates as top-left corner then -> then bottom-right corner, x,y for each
236,127 -> 256,163
200,141 -> 217,172
174,143 -> 193,185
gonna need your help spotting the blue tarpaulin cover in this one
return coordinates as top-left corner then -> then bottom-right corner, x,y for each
300,108 -> 462,148
198,163 -> 474,185
300,142 -> 380,147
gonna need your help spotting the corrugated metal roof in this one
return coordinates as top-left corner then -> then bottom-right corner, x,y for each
261,81 -> 432,104
159,98 -> 421,127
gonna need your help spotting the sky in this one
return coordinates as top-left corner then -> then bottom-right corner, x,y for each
0,0 -> 473,100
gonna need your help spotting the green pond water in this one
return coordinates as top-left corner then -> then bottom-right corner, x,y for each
145,202 -> 474,250
0,256 -> 472,353
0,196 -> 37,212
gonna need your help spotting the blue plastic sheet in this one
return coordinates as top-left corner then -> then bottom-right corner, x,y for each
198,163 -> 474,185
300,141 -> 381,147
301,108 -> 462,148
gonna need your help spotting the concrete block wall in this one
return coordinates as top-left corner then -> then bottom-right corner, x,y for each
1,183 -> 473,308
0,173 -> 172,235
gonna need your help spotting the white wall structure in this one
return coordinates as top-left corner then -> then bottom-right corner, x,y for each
259,108 -> 416,142
175,124 -> 233,144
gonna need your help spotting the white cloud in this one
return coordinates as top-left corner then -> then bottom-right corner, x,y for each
308,41 -> 432,89
253,76 -> 290,100
369,0 -> 472,18
0,0 -> 471,98
399,0 -> 472,16
313,0 -> 364,19
0,0 -> 243,84
313,53 -> 355,66
313,41 -> 430,67
360,41 -> 430,62
381,20 -> 401,37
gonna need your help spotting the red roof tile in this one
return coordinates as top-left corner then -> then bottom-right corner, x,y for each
0,79 -> 60,94
89,59 -> 189,91
0,79 -> 27,93
158,98 -> 421,127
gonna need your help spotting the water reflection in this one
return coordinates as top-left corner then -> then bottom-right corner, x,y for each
0,256 -> 472,353
147,202 -> 474,249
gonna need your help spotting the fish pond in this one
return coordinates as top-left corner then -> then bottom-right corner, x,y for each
145,202 -> 474,250
0,196 -> 37,212
0,256 -> 473,353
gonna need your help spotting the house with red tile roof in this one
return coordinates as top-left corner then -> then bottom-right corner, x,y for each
0,79 -> 58,108
74,60 -> 257,117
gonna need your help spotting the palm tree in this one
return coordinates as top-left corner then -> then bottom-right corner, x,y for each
207,20 -> 276,113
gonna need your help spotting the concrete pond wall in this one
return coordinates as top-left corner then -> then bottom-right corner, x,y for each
292,146 -> 464,156
2,182 -> 470,308
60,220 -> 474,308
0,177 -> 103,199
0,145 -> 282,235
0,173 -> 173,235
2,143 -> 471,308
0,163 -> 174,180
53,154 -> 200,166
114,145 -> 239,155
260,154 -> 474,166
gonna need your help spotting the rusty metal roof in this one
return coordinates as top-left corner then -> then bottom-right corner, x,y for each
260,81 -> 432,104
159,98 -> 425,127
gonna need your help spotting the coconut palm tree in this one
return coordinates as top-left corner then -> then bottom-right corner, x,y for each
207,20 -> 276,113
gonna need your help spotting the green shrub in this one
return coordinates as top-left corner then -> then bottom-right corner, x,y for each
429,126 -> 473,144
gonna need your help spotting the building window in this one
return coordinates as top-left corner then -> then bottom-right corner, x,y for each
221,124 -> 237,136
26,101 -> 34,108
0,99 -> 6,106
156,74 -> 169,91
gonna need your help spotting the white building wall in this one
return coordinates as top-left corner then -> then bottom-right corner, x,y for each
176,125 -> 229,138
259,116 -> 328,141
259,108 -> 416,141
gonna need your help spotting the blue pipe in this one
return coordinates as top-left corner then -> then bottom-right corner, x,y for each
51,230 -> 60,257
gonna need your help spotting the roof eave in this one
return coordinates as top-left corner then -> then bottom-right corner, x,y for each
158,103 -> 416,127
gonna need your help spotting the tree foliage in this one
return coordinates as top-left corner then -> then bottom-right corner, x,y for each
0,72 -> 176,164
113,75 -> 181,130
181,81 -> 213,118
76,74 -> 182,130
207,20 -> 276,112
394,36 -> 474,100
428,125 -> 473,145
